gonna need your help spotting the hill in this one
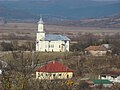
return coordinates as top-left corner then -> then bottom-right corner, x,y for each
52,14 -> 120,28
0,0 -> 120,20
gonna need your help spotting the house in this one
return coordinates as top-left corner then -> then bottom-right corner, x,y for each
99,70 -> 120,83
36,17 -> 70,52
86,79 -> 113,88
84,45 -> 107,56
36,61 -> 73,80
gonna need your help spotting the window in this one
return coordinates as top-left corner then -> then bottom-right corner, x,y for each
59,74 -> 61,76
101,75 -> 106,78
67,75 -> 69,78
49,44 -> 54,48
36,41 -> 39,44
52,45 -> 54,48
50,44 -> 54,48
53,74 -> 56,77
45,49 -> 47,52
59,45 -> 60,48
52,49 -> 54,52
64,41 -> 67,43
38,73 -> 43,77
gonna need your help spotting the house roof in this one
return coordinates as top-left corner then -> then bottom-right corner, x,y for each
84,45 -> 107,51
36,61 -> 73,72
101,70 -> 120,76
44,34 -> 70,41
92,79 -> 112,84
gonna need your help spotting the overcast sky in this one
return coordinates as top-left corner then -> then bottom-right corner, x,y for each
0,0 -> 119,1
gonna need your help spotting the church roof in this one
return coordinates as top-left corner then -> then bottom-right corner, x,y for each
45,34 -> 70,41
36,61 -> 73,72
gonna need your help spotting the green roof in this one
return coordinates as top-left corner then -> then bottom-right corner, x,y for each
92,79 -> 112,84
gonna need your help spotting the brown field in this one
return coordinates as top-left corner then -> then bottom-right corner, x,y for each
0,22 -> 120,38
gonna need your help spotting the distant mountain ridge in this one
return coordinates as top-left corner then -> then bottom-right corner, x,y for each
54,13 -> 120,28
0,0 -> 120,20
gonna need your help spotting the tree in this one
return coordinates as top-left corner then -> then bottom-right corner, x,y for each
2,51 -> 39,90
1,42 -> 13,51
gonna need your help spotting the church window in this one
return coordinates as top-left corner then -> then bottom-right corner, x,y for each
51,45 -> 54,48
59,45 -> 60,48
36,41 -> 39,43
64,41 -> 67,43
50,44 -> 54,48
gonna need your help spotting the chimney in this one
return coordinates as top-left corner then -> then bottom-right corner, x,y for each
53,61 -> 55,64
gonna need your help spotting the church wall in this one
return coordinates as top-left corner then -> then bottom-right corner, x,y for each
36,40 -> 69,52
38,23 -> 44,32
36,33 -> 45,41
66,41 -> 70,52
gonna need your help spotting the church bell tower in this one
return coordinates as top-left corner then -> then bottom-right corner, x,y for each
36,16 -> 45,51
36,17 -> 45,41
38,17 -> 44,32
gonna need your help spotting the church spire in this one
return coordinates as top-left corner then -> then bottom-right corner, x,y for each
38,15 -> 44,24
38,15 -> 44,32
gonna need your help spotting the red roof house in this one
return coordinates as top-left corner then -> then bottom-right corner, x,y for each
84,45 -> 107,56
99,70 -> 120,83
36,61 -> 73,80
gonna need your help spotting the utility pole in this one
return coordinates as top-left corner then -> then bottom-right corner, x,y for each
31,51 -> 35,68
77,55 -> 80,67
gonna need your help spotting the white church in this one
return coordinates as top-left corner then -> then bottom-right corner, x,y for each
36,17 -> 70,52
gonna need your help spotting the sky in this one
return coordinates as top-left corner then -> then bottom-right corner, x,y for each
92,0 -> 119,1
0,0 -> 119,1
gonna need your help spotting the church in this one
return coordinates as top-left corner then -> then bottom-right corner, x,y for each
36,17 -> 70,52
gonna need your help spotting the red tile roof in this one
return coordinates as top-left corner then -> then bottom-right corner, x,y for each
36,61 -> 73,72
85,45 -> 107,51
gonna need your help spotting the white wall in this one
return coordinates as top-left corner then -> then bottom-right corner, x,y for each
36,33 -> 45,41
88,51 -> 107,56
36,72 -> 73,80
36,40 -> 69,52
38,23 -> 44,32
99,75 -> 120,83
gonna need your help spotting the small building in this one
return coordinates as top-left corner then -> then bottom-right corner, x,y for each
36,61 -> 73,80
84,45 -> 107,56
99,70 -> 120,83
36,17 -> 70,52
86,79 -> 113,88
